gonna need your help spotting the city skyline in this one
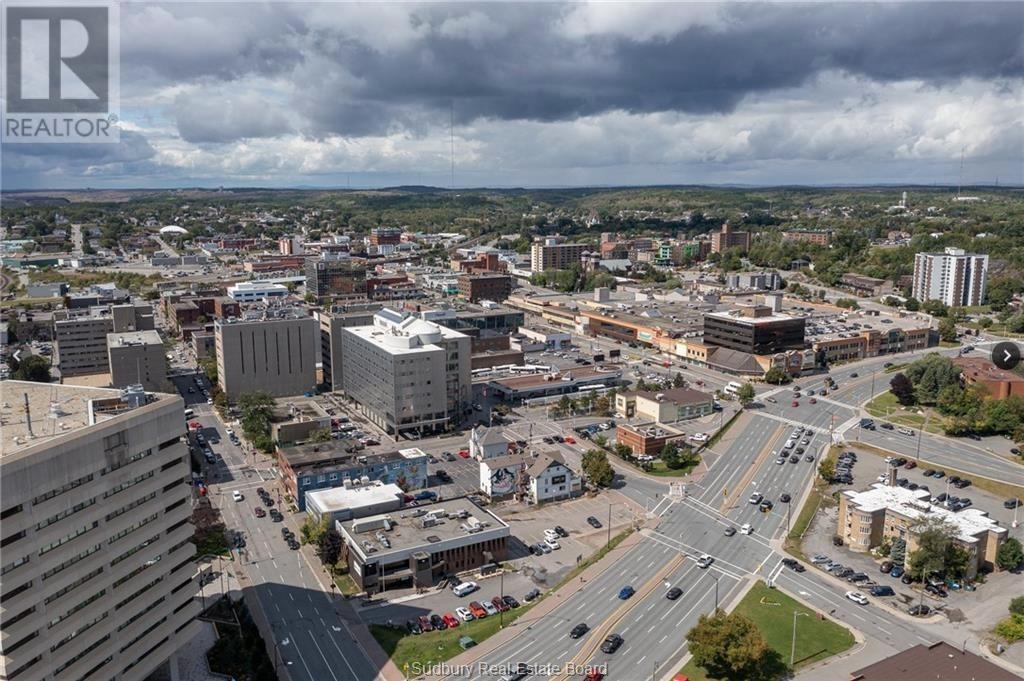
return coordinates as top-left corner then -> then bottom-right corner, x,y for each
3,2 -> 1022,190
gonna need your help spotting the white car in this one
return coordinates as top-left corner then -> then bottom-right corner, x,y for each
776,457 -> 787,465
543,528 -> 560,541
482,601 -> 499,616
739,523 -> 753,535
696,554 -> 714,569
689,433 -> 709,443
544,538 -> 561,550
845,591 -> 868,605
455,606 -> 475,622
748,493 -> 763,504
232,490 -> 244,502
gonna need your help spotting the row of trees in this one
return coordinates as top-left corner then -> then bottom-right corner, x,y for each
889,354 -> 1024,441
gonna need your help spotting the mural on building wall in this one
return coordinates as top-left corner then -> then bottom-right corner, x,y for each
490,466 -> 518,495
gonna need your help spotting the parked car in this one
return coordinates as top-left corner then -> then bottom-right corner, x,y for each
909,604 -> 931,617
442,613 -> 460,628
455,607 -> 475,622
523,588 -> 541,602
780,493 -> 791,503
406,619 -> 422,635
492,596 -> 509,612
870,585 -> 895,597
253,507 -> 266,517
880,560 -> 893,573
418,615 -> 433,632
430,614 -> 447,630
811,554 -> 830,564
587,516 -> 602,528
468,601 -> 488,618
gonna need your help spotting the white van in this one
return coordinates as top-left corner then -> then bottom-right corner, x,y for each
453,581 -> 479,597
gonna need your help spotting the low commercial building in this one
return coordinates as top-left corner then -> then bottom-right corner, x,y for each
849,641 -> 1020,681
215,309 -> 318,399
305,482 -> 405,525
953,356 -> 1024,399
615,422 -> 686,456
513,326 -> 571,351
278,441 -> 428,510
810,326 -> 935,364
632,388 -> 714,423
487,364 -> 623,403
269,398 -> 333,446
226,281 -> 290,302
782,229 -> 833,246
471,348 -> 525,370
107,329 -> 171,392
838,483 -> 1008,579
338,498 -> 510,593
528,450 -> 582,503
838,273 -> 893,297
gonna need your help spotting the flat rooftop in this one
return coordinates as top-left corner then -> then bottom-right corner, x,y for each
489,364 -> 622,390
704,308 -> 802,325
306,482 -> 404,511
339,497 -> 509,557
107,329 -> 163,347
0,380 -> 172,457
280,441 -> 427,469
843,483 -> 1007,544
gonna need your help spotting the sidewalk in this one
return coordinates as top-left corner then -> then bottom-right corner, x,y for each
419,524 -> 657,681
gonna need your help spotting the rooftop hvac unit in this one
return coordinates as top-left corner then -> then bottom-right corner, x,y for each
421,516 -> 438,528
360,475 -> 370,485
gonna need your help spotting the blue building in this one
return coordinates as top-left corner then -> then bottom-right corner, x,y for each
279,441 -> 429,510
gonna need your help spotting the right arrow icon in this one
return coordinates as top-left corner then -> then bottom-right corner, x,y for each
992,342 -> 1021,371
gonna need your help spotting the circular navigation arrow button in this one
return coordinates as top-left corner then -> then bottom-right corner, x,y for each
992,341 -> 1021,371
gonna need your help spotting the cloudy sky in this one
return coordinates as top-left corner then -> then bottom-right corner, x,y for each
3,2 -> 1022,189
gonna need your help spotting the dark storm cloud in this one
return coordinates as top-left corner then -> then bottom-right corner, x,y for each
289,2 -> 1024,136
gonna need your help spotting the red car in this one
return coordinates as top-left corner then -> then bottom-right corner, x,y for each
442,613 -> 459,628
491,596 -> 509,612
809,398 -> 817,404
585,671 -> 605,681
564,436 -> 576,445
418,615 -> 433,632
904,460 -> 917,469
791,400 -> 799,407
458,450 -> 471,459
254,507 -> 266,518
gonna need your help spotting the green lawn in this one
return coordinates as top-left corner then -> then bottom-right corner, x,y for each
371,603 -> 535,673
680,581 -> 855,680
864,393 -> 943,434
644,458 -> 700,477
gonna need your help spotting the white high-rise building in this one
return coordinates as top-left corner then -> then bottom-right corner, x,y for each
912,247 -> 989,307
0,382 -> 200,681
340,309 -> 471,436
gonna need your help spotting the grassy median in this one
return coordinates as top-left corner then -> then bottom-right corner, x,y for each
680,581 -> 855,680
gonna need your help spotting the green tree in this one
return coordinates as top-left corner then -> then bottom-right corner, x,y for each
835,297 -> 860,310
736,382 -> 756,407
1010,595 -> 1024,616
300,515 -> 329,547
907,516 -> 971,581
763,366 -> 791,385
318,528 -> 344,566
672,372 -> 686,388
904,354 -> 961,405
581,449 -> 615,487
594,395 -> 611,416
592,433 -> 608,448
660,442 -> 681,469
308,428 -> 332,443
997,538 -> 1024,571
904,297 -> 920,312
198,356 -> 218,384
938,317 -> 958,343
889,372 -> 916,406
922,299 -> 949,317
818,456 -> 836,482
687,609 -> 779,681
238,391 -> 275,452
12,354 -> 51,382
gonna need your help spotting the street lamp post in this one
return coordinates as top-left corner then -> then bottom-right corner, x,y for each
915,411 -> 930,463
607,503 -> 612,549
499,570 -> 505,629
712,573 -> 720,611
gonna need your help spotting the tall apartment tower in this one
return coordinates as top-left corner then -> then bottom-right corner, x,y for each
215,310 -> 318,399
530,237 -> 587,273
710,223 -> 751,254
912,247 -> 989,307
0,382 -> 200,681
340,308 -> 471,437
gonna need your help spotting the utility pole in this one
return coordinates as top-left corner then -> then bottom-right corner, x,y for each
915,411 -> 929,463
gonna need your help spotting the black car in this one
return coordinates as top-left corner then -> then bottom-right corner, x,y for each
666,587 -> 683,600
431,614 -> 447,630
838,568 -> 855,579
952,478 -> 971,489
523,588 -> 541,602
871,586 -> 895,597
909,604 -> 931,617
554,526 -> 569,538
922,469 -> 936,477
932,470 -> 945,479
880,560 -> 893,573
600,634 -> 624,654
569,623 -> 589,639
848,573 -> 869,583
406,620 -> 422,635
281,528 -> 293,539
780,494 -> 791,503
805,455 -> 815,462
529,544 -> 544,556
880,423 -> 895,430
543,437 -> 554,444
1005,498 -> 1023,509
789,455 -> 800,464
850,372 -> 859,378
759,500 -> 774,512
287,539 -> 300,550
925,584 -> 947,598
587,516 -> 602,529
794,447 -> 805,455
502,595 -> 520,609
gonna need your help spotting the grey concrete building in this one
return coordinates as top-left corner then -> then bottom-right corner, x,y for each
215,309 -> 318,399
53,304 -> 154,378
341,308 -> 471,436
314,302 -> 380,391
107,330 -> 171,392
0,382 -> 201,681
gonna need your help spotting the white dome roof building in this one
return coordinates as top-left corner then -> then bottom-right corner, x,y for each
159,225 -> 189,236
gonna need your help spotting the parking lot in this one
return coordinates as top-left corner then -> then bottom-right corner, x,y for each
799,443 -> 1023,620
355,494 -> 638,629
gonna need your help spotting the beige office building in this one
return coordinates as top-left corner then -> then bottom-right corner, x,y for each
314,303 -> 380,391
53,305 -> 154,378
215,310 -> 318,399
107,330 -> 171,393
530,237 -> 587,273
0,381 -> 200,681
838,482 -> 1007,579
341,308 -> 471,436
